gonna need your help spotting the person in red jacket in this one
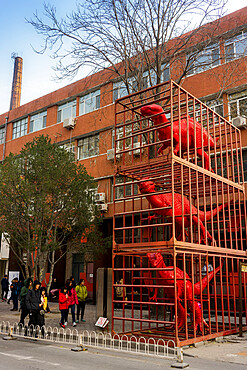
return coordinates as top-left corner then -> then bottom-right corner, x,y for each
66,279 -> 79,327
59,287 -> 69,328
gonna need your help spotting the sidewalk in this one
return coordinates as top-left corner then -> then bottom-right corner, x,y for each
183,333 -> 247,367
0,298 -> 98,332
1,298 -> 247,366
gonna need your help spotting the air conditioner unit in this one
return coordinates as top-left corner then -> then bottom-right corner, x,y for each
232,116 -> 247,129
95,192 -> 105,203
63,117 -> 76,129
129,142 -> 142,156
107,148 -> 121,161
97,203 -> 108,211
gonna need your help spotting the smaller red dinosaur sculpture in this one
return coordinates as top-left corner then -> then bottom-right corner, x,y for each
139,179 -> 226,244
140,104 -> 218,171
147,252 -> 223,332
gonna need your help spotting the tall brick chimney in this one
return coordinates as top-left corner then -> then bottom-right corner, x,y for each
10,54 -> 23,110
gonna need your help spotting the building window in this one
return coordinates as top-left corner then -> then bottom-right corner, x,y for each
60,141 -> 75,154
205,99 -> 224,117
0,126 -> 5,144
77,134 -> 99,160
161,64 -> 170,82
113,81 -> 128,102
12,117 -> 28,139
30,111 -> 47,133
225,31 -> 247,62
114,175 -> 138,200
79,90 -> 100,116
228,90 -> 247,119
57,100 -> 76,123
187,43 -> 220,75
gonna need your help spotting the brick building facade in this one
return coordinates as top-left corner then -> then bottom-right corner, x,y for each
0,7 -> 247,294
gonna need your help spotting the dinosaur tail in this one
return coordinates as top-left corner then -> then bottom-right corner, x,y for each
194,260 -> 223,295
199,202 -> 228,221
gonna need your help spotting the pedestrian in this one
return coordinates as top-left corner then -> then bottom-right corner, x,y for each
59,286 -> 69,328
10,277 -> 21,311
39,287 -> 48,329
70,276 -> 76,288
19,278 -> 33,326
25,280 -> 44,336
49,277 -> 59,301
66,279 -> 78,327
75,279 -> 87,323
1,274 -> 9,301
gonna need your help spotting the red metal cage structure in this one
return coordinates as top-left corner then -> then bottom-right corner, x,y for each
112,80 -> 247,346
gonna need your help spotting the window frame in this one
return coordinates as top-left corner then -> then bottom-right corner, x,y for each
228,90 -> 247,120
79,90 -> 101,116
224,31 -> 247,62
29,111 -> 47,133
0,126 -> 5,144
77,134 -> 100,160
12,117 -> 28,139
187,43 -> 220,76
57,100 -> 77,123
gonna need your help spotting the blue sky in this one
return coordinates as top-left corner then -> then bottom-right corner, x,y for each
0,0 -> 246,115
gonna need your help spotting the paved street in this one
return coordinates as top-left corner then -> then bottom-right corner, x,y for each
0,334 -> 247,370
1,299 -> 247,368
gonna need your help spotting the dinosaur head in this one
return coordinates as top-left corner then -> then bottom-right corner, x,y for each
138,179 -> 156,194
147,252 -> 164,267
140,104 -> 167,125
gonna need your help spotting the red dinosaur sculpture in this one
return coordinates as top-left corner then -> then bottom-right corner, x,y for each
147,252 -> 223,332
139,180 -> 226,244
140,104 -> 218,171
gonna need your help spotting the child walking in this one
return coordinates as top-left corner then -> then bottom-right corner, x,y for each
40,287 -> 48,329
59,287 -> 69,328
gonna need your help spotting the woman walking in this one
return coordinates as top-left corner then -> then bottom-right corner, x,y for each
66,279 -> 78,327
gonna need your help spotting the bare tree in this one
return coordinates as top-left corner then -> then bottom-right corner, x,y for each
28,0 -> 227,94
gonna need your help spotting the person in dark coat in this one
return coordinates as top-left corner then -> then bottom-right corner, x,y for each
1,274 -> 9,301
10,277 -> 21,311
25,280 -> 44,331
19,278 -> 33,326
70,276 -> 76,288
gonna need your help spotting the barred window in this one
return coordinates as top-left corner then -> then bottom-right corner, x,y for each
77,134 -> 99,160
12,118 -> 28,139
